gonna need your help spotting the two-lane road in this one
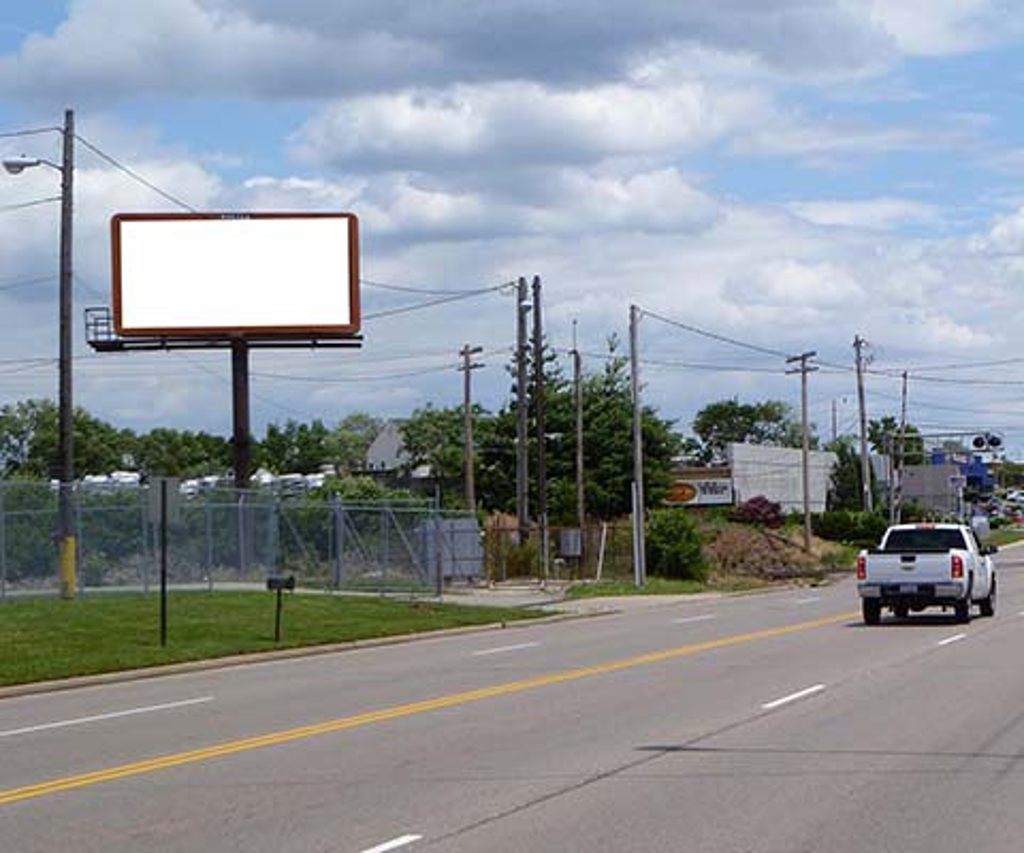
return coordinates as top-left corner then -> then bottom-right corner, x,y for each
3,549 -> 1024,851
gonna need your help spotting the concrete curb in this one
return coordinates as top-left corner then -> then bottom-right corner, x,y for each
0,609 -> 611,701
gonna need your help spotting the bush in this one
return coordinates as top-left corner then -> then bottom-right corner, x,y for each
812,510 -> 887,546
503,541 -> 539,578
645,509 -> 707,581
730,496 -> 784,528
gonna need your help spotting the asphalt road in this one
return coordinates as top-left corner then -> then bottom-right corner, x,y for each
3,549 -> 1024,852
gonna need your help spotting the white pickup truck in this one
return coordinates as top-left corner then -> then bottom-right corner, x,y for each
857,523 -> 997,625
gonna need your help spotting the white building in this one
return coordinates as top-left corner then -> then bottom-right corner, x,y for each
728,443 -> 838,513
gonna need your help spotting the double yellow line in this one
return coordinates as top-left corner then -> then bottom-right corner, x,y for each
0,611 -> 856,807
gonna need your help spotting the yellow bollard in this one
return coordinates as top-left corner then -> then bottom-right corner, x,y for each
59,535 -> 77,599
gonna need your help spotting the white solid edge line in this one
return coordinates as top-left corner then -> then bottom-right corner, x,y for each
673,614 -> 717,624
359,834 -> 423,853
761,684 -> 826,710
472,642 -> 541,657
0,696 -> 215,739
938,633 -> 967,647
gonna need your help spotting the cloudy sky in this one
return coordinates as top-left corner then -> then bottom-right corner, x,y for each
3,0 -> 1024,453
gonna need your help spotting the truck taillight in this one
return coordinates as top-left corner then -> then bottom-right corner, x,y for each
951,554 -> 964,579
857,555 -> 867,580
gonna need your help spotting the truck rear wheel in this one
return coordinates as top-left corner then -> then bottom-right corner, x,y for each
954,598 -> 971,624
862,599 -> 882,625
980,578 -> 996,618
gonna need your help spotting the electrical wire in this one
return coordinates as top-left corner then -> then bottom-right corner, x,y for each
0,126 -> 59,139
0,196 -> 60,214
0,274 -> 52,292
639,307 -> 792,360
74,133 -> 198,213
364,281 -> 514,320
362,278 -> 514,295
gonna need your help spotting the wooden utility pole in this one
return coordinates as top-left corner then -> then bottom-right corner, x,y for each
459,344 -> 484,512
893,370 -> 909,524
787,351 -> 818,551
532,276 -> 548,580
572,321 -> 585,543
854,335 -> 873,512
516,277 -> 530,544
629,305 -> 646,587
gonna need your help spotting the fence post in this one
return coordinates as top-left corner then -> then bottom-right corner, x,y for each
205,491 -> 214,591
434,513 -> 443,598
237,491 -> 248,576
0,483 -> 6,600
332,495 -> 344,589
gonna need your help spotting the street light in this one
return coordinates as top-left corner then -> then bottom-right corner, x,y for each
3,109 -> 76,598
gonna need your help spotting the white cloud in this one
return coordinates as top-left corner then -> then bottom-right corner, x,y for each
868,0 -> 1023,56
788,198 -> 942,230
292,80 -> 767,171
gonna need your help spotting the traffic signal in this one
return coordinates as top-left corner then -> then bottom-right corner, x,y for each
972,432 -> 1003,451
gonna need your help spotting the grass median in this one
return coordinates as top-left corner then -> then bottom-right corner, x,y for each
0,592 -> 544,687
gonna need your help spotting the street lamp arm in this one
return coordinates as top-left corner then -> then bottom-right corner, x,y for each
2,155 -> 61,175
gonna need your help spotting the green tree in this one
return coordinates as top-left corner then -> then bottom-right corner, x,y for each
400,404 -> 469,501
692,398 -> 806,463
328,412 -> 382,473
135,428 -> 230,477
258,418 -> 332,474
868,416 -> 924,464
826,437 -> 870,511
0,399 -> 135,478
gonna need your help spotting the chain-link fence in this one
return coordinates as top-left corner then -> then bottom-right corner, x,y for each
0,481 -> 483,599
483,519 -> 635,582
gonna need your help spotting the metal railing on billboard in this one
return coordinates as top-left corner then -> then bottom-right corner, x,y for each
0,480 -> 483,600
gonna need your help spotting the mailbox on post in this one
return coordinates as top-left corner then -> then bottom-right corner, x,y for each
266,574 -> 295,643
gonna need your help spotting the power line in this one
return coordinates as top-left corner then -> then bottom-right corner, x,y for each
364,280 -> 514,320
0,126 -> 60,139
0,196 -> 60,214
639,308 -> 792,360
0,274 -> 53,292
73,133 -> 198,213
362,278 -> 514,295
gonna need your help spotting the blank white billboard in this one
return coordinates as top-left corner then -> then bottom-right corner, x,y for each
112,213 -> 360,337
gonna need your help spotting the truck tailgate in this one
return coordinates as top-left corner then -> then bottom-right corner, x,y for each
865,552 -> 958,585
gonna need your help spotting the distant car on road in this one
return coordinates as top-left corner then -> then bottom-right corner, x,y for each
857,523 -> 997,625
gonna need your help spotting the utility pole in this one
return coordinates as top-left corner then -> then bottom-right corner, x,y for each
2,109 -> 77,597
459,344 -> 484,511
515,277 -> 530,545
893,371 -> 909,525
629,305 -> 646,587
572,321 -> 585,546
57,108 -> 75,599
787,351 -> 818,552
532,276 -> 548,580
854,335 -> 873,513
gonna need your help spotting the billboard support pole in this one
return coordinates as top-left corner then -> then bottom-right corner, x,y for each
231,338 -> 251,490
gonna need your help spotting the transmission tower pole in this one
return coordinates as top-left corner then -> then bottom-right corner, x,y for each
854,335 -> 873,512
459,344 -> 484,512
629,304 -> 646,587
787,351 -> 819,552
532,276 -> 549,580
516,277 -> 530,544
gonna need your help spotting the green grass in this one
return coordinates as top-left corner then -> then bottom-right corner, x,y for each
987,528 -> 1024,547
0,592 -> 542,687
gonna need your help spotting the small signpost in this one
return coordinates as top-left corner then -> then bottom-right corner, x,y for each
266,575 -> 296,643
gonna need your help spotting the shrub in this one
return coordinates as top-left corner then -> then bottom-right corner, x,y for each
645,509 -> 707,581
812,510 -> 887,546
730,496 -> 784,528
503,541 -> 539,578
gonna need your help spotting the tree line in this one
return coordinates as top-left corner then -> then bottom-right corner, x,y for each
0,344 -> 915,519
